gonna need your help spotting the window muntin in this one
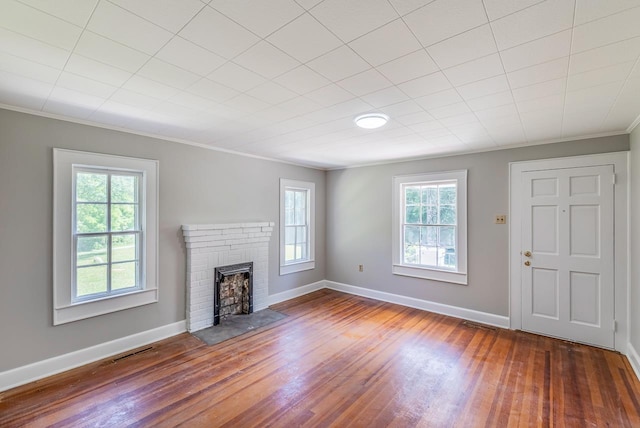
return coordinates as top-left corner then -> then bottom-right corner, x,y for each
279,178 -> 315,275
402,181 -> 457,270
392,170 -> 467,285
73,168 -> 143,301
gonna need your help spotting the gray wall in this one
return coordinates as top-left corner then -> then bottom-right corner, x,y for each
0,108 -> 325,371
630,126 -> 640,352
326,136 -> 629,317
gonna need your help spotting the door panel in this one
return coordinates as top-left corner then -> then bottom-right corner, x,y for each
521,165 -> 614,349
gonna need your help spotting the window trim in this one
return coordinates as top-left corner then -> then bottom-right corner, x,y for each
279,178 -> 315,275
392,170 -> 468,285
53,149 -> 159,325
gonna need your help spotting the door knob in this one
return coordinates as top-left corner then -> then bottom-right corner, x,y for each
524,261 -> 531,266
523,251 -> 532,257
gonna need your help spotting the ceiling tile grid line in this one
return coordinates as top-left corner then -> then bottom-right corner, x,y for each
1,0 -> 640,168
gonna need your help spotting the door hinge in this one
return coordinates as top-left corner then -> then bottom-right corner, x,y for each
612,173 -> 616,184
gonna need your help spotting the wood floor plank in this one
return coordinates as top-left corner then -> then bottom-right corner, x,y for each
1,289 -> 639,427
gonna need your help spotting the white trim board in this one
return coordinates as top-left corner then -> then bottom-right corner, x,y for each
267,281 -> 326,306
627,342 -> 640,383
0,321 -> 186,393
325,281 -> 509,329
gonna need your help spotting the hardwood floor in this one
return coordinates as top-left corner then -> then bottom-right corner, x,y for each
1,289 -> 639,427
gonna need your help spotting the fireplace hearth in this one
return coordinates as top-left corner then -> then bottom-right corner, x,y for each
214,262 -> 253,325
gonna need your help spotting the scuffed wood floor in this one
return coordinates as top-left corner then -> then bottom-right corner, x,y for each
1,289 -> 639,427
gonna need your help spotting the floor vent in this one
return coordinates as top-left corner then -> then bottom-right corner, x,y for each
462,321 -> 497,331
112,346 -> 153,362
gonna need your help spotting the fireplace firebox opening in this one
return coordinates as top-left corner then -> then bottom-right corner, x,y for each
214,262 -> 253,326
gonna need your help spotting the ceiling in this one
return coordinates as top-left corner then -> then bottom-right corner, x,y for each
1,0 -> 640,169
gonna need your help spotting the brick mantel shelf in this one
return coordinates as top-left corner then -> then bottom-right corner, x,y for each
182,222 -> 274,332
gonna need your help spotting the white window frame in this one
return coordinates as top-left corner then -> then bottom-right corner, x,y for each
53,149 -> 159,325
392,170 -> 468,285
279,178 -> 315,275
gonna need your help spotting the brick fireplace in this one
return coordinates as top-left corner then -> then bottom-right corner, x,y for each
182,222 -> 274,332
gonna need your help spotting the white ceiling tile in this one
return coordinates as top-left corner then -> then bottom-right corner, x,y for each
562,109 -> 608,137
279,96 -> 323,115
491,0 -> 574,50
309,0 -> 398,42
443,53 -> 505,86
0,28 -> 70,69
138,58 -> 201,89
246,81 -> 298,104
65,54 -> 132,87
397,72 -> 451,97
571,6 -> 640,53
511,77 -> 566,102
156,37 -> 226,76
567,61 -> 635,91
109,0 -> 205,33
168,91 -> 218,111
570,37 -> 640,74
379,100 -> 423,117
466,90 -> 513,110
0,51 -> 60,84
224,93 -> 271,113
233,41 -> 300,79
475,103 -> 519,122
360,86 -> 409,107
87,1 -> 173,55
348,19 -> 421,66
414,88 -> 463,109
329,98 -> 375,118
74,31 -> 150,73
438,112 -> 478,127
500,30 -> 572,72
404,0 -> 487,46
89,100 -> 152,127
44,86 -> 104,118
575,0 -> 640,25
304,84 -> 355,106
395,111 -> 436,126
507,57 -> 569,88
207,62 -> 266,92
307,46 -> 371,81
457,74 -> 510,100
377,50 -> 439,84
122,75 -> 180,100
17,0 -> 98,27
520,109 -> 563,142
564,81 -> 621,114
57,71 -> 117,98
482,0 -> 543,21
295,0 -> 324,10
111,88 -> 163,110
337,68 -> 392,96
179,6 -> 260,59
388,0 -> 436,16
274,65 -> 330,95
267,13 -> 343,63
428,101 -> 471,119
516,93 -> 564,113
209,0 -> 304,37
186,79 -> 239,103
427,24 -> 497,69
0,0 -> 82,51
0,71 -> 51,110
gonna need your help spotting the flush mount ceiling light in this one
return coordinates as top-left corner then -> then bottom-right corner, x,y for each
354,113 -> 389,129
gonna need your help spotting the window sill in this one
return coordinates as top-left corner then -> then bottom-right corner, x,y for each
280,260 -> 315,276
54,287 -> 158,325
392,264 -> 467,285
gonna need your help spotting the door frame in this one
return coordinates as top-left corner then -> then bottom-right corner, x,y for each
509,152 -> 629,352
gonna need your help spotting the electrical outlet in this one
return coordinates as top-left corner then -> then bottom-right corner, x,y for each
358,264 -> 363,272
495,215 -> 506,224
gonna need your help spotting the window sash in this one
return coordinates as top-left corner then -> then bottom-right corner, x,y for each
72,168 -> 143,302
284,188 -> 309,263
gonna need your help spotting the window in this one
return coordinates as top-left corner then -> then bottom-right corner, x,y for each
53,149 -> 158,325
392,170 -> 467,284
280,179 -> 315,275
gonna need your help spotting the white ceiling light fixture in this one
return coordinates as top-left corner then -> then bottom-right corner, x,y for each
354,113 -> 389,129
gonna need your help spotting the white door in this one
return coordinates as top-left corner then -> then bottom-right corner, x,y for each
521,165 -> 614,349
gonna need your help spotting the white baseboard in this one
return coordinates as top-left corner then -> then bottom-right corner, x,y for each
325,280 -> 510,329
627,342 -> 640,382
267,280 -> 326,306
0,320 -> 186,393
